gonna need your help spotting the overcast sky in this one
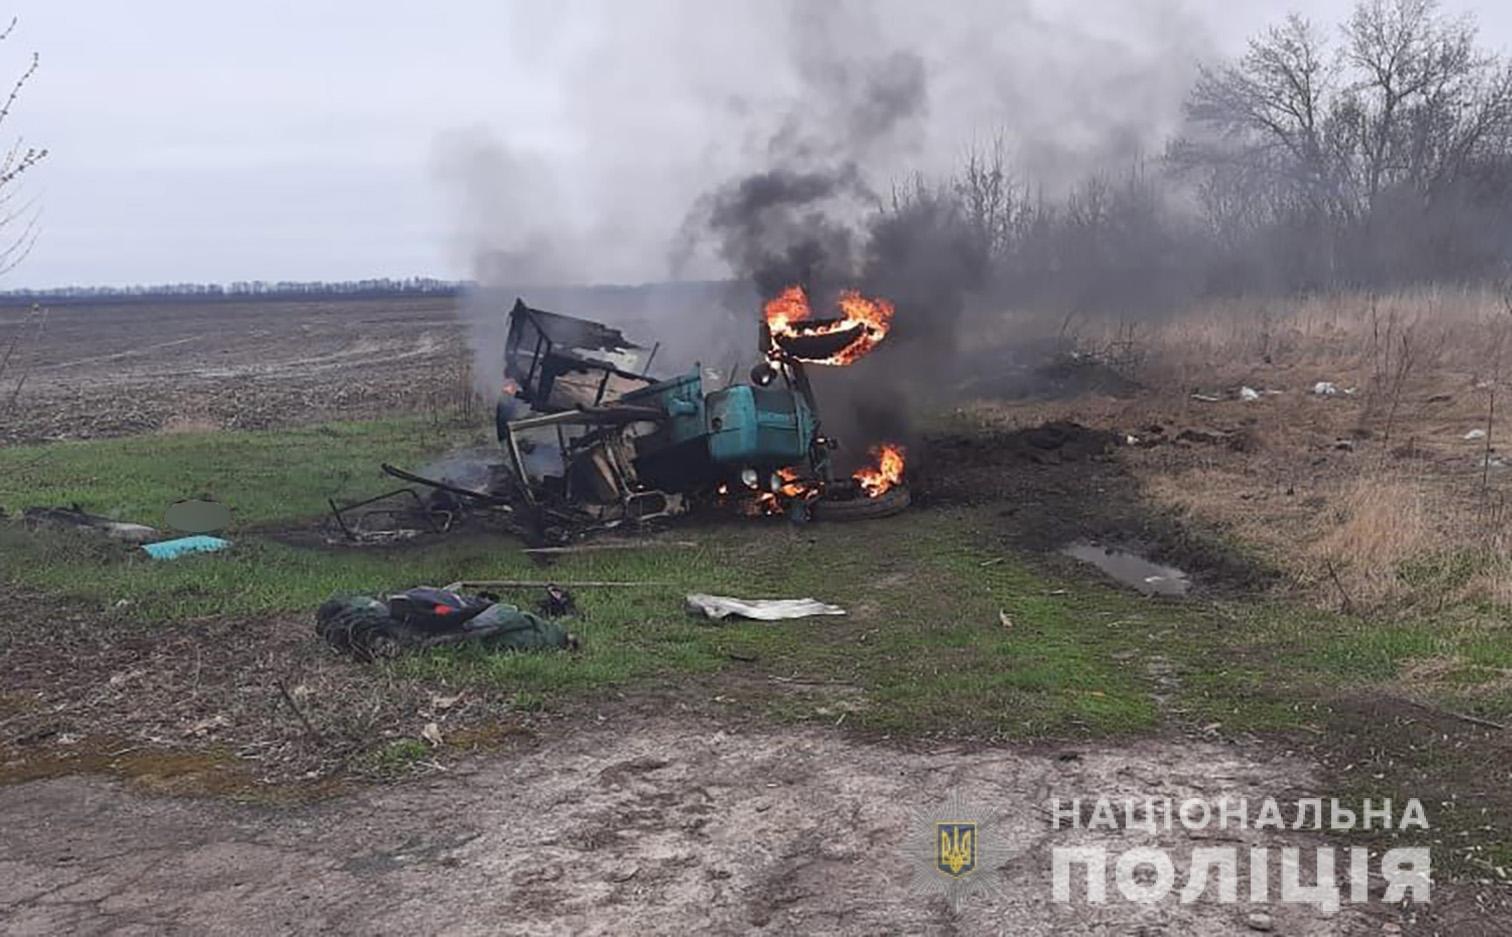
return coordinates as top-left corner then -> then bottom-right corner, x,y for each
7,0 -> 1512,289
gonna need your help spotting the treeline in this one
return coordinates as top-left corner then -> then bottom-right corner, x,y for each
886,0 -> 1512,312
0,277 -> 464,306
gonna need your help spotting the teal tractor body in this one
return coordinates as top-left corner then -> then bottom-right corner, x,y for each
612,370 -> 821,493
493,299 -> 827,523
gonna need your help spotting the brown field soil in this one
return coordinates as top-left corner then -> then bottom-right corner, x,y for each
0,297 -> 472,443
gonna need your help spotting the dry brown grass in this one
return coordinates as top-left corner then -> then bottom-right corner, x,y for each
969,285 -> 1512,613
1307,474 -> 1437,606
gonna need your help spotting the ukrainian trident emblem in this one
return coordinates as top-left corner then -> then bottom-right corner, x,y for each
936,821 -> 977,877
906,791 -> 1010,910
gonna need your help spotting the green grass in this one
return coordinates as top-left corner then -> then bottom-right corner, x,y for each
359,738 -> 432,777
0,418 -> 485,528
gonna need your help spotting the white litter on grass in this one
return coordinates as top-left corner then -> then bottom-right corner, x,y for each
1312,381 -> 1357,397
686,594 -> 847,621
1465,428 -> 1488,440
1238,386 -> 1260,401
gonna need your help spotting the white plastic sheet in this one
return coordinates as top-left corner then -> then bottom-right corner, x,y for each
685,594 -> 846,621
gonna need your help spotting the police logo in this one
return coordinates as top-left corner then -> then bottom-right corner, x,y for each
936,821 -> 977,877
906,791 -> 1010,911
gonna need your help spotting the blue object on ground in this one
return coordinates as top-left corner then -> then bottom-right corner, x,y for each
142,535 -> 232,560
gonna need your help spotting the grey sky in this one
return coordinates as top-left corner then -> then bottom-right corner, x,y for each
8,0 -> 1512,289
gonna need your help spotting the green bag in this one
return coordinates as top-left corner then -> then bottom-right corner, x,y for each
316,592 -> 575,660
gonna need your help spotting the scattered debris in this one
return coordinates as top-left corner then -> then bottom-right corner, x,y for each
538,584 -> 578,618
142,535 -> 232,560
998,610 -> 1014,629
1238,386 -> 1260,401
1313,381 -> 1340,396
316,587 -> 576,661
1465,428 -> 1488,441
420,722 -> 445,747
1190,392 -> 1223,403
22,505 -> 159,544
685,594 -> 846,621
1333,439 -> 1356,452
327,486 -> 451,544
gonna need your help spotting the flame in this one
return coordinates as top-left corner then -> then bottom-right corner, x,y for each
763,285 -> 895,365
852,443 -> 907,498
733,448 -> 905,517
774,466 -> 813,498
743,467 -> 822,516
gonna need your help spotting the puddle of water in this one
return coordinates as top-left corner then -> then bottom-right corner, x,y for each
1061,542 -> 1191,596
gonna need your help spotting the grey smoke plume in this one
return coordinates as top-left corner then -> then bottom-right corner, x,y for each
436,0 -> 1213,284
674,4 -> 1002,461
432,0 -> 1216,421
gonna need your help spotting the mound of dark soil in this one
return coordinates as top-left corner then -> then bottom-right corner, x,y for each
916,420 -> 1275,594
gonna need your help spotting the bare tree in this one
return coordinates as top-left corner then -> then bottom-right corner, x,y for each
953,133 -> 1029,266
1169,0 -> 1512,289
0,17 -> 44,276
1170,15 -> 1339,212
0,16 -> 46,412
1337,0 -> 1511,203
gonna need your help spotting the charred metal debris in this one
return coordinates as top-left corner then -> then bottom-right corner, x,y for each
332,293 -> 911,545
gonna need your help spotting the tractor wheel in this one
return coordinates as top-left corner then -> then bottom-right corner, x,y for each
811,485 -> 912,522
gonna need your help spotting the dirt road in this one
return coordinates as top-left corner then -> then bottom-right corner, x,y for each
0,715 -> 1393,935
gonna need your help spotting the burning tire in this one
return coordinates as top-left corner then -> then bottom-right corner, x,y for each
811,484 -> 911,521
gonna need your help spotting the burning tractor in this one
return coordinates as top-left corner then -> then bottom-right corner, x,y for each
372,288 -> 909,544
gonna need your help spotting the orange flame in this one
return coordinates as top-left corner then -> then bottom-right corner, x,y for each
852,443 -> 907,498
763,285 -> 894,365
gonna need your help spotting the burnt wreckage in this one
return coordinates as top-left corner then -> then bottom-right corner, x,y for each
359,293 -> 909,543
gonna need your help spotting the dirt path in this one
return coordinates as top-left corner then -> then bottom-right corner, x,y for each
0,715 -> 1393,935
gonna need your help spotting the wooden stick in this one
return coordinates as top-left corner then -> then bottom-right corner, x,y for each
1323,561 -> 1356,616
443,580 -> 670,591
1404,698 -> 1507,732
276,679 -> 321,741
